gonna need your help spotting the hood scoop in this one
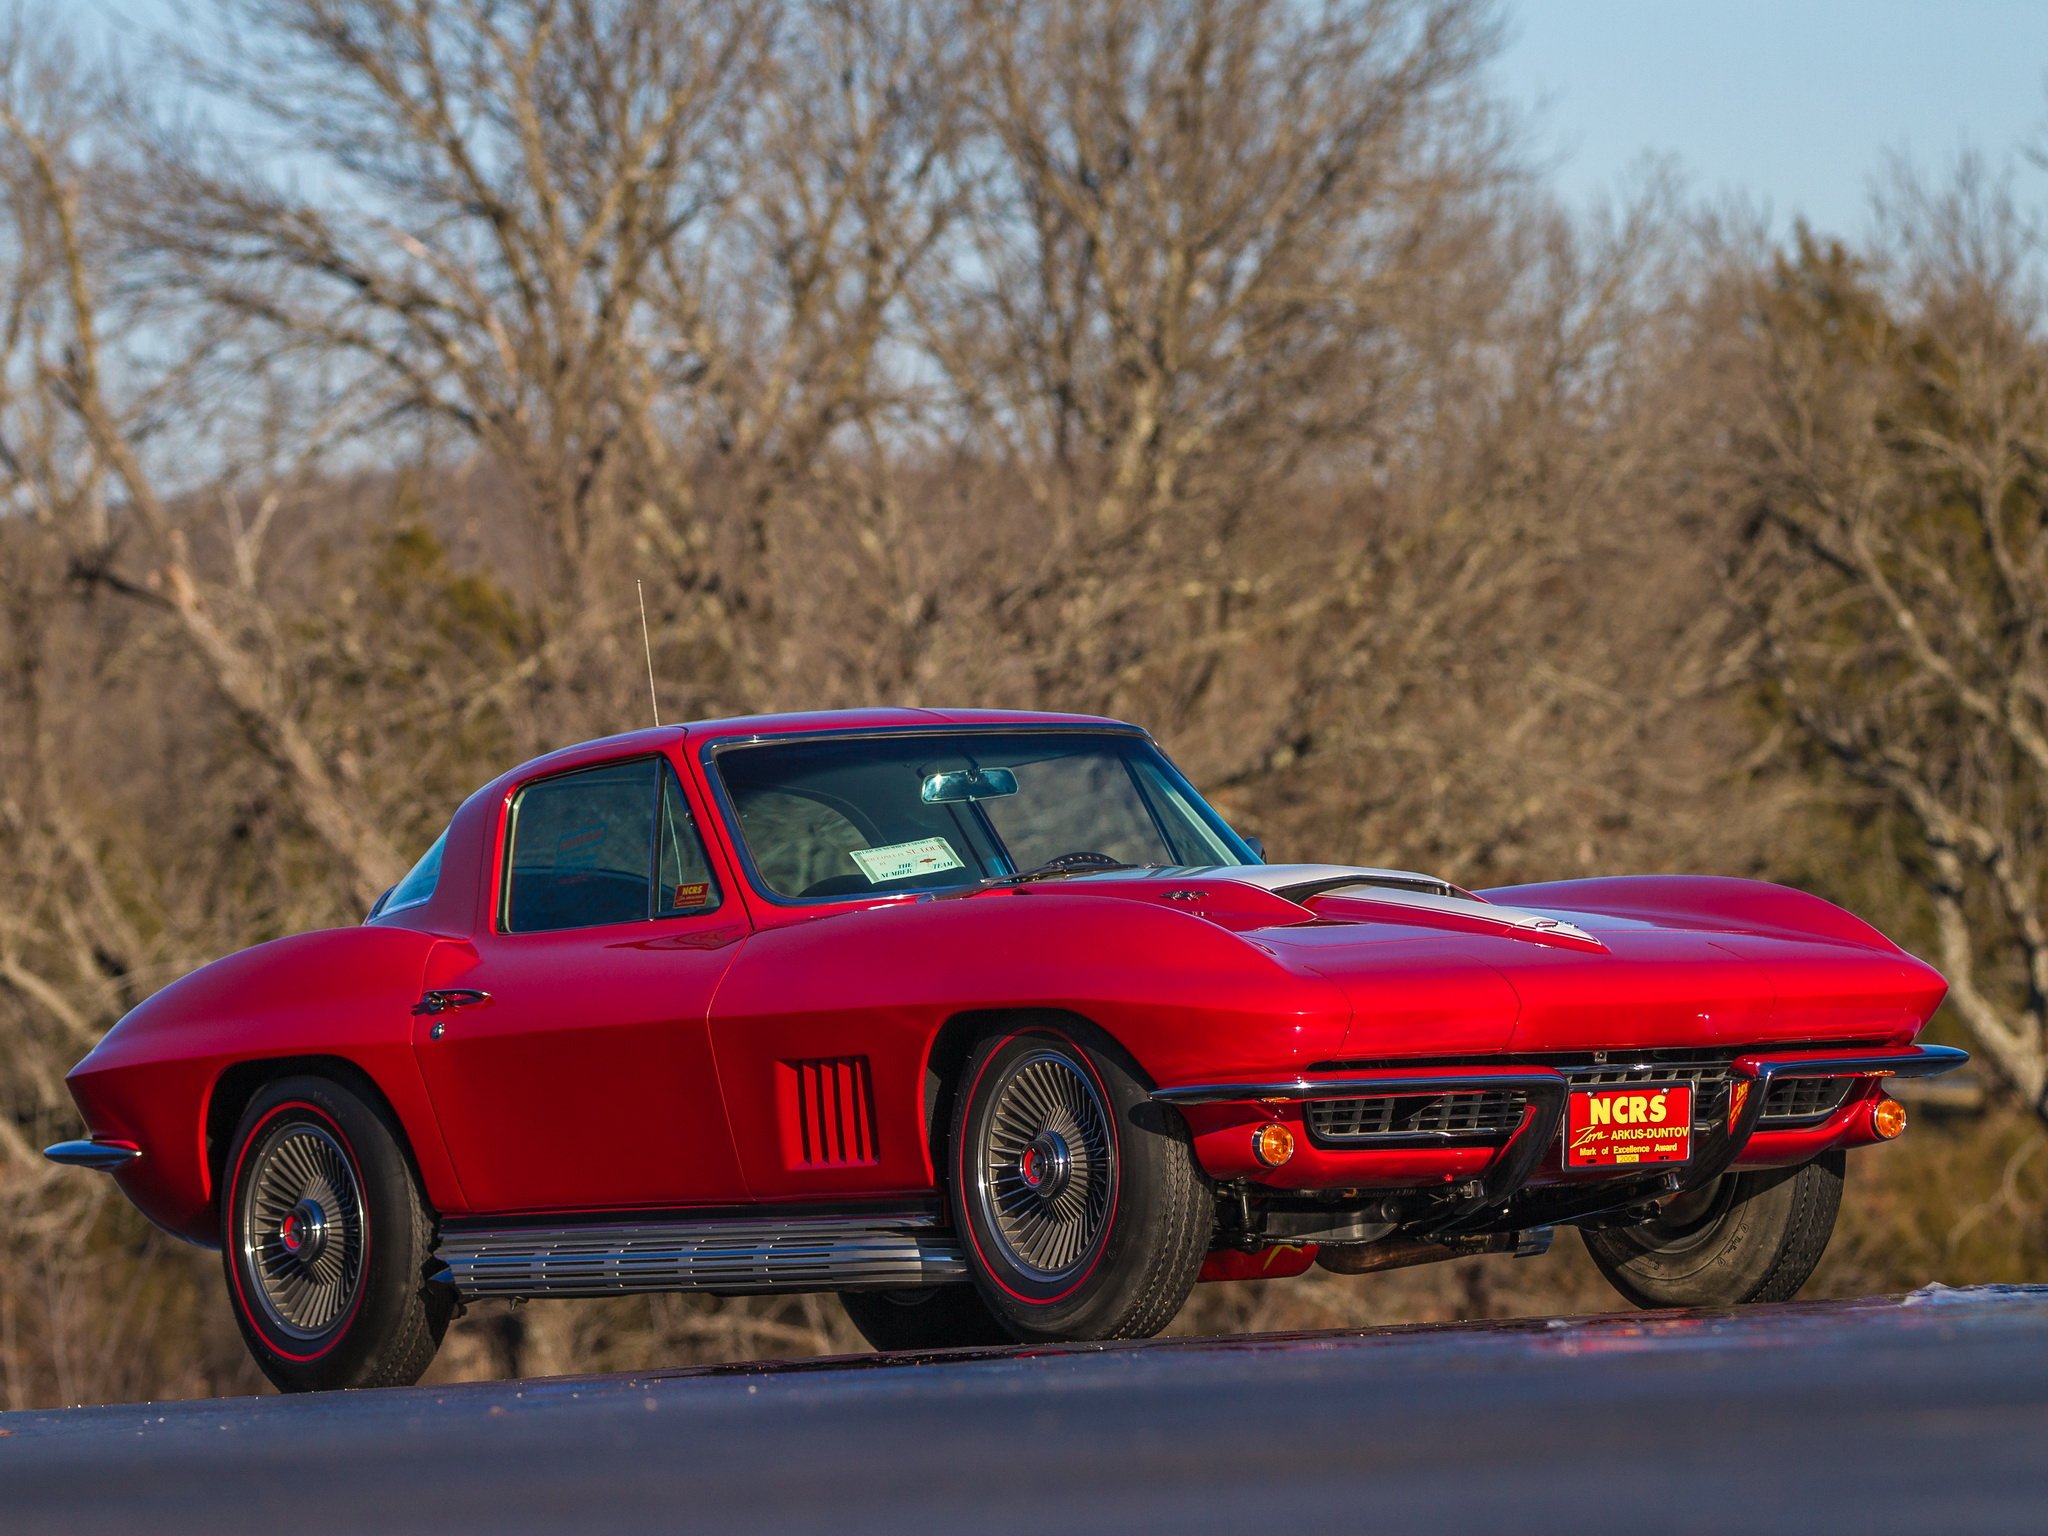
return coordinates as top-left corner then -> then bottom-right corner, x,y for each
1216,864 -> 1605,951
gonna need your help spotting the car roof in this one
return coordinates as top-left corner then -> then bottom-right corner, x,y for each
380,708 -> 1141,933
686,704 -> 1131,741
491,707 -> 1137,792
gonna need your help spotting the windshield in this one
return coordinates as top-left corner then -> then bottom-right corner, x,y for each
712,730 -> 1253,900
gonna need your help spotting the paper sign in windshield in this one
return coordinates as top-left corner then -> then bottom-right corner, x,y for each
850,836 -> 965,884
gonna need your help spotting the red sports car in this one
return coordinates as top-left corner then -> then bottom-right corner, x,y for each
47,709 -> 1962,1391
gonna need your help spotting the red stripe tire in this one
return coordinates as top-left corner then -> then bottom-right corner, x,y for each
221,1074 -> 449,1392
949,1024 -> 1212,1342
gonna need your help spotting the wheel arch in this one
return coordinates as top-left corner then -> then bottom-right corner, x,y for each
920,1008 -> 1162,1188
205,1055 -> 432,1219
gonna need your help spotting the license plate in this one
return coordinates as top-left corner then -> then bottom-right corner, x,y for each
1564,1084 -> 1694,1168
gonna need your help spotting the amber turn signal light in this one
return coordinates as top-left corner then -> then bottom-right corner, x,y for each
1872,1096 -> 1908,1140
1253,1122 -> 1295,1167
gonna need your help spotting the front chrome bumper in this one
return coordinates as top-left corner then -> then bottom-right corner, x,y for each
43,1138 -> 142,1171
1153,1044 -> 1970,1232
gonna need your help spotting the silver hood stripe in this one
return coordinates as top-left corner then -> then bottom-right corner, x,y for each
1210,864 -> 1603,947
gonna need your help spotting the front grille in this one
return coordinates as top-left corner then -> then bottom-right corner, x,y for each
1307,1090 -> 1528,1145
1556,1054 -> 1733,1123
1300,1051 -> 1863,1149
1760,1076 -> 1854,1125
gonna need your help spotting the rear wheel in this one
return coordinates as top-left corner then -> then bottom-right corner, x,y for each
1582,1151 -> 1844,1309
838,1286 -> 1012,1352
950,1026 -> 1211,1343
221,1075 -> 450,1392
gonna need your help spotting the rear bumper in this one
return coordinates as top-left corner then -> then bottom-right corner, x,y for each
42,1138 -> 143,1171
1154,1044 -> 1968,1230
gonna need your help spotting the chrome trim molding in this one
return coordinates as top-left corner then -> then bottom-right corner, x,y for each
1156,1047 -> 1968,1110
43,1138 -> 142,1171
431,1210 -> 967,1300
1152,1071 -> 1569,1107
1735,1044 -> 1969,1081
1673,1045 -> 1969,1194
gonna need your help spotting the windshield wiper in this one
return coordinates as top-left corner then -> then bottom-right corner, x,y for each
987,857 -> 1162,886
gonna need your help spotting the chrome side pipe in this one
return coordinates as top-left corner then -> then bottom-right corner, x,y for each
431,1209 -> 968,1301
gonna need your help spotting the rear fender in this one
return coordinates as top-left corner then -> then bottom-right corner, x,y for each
63,926 -> 461,1245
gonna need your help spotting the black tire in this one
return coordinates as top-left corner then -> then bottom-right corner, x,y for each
1582,1151 -> 1845,1309
949,1024 -> 1212,1343
838,1286 -> 1013,1352
221,1074 -> 451,1392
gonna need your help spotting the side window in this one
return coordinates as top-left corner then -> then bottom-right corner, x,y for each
655,762 -> 722,915
503,759 -> 659,933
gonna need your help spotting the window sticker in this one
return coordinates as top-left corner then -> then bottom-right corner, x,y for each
848,836 -> 965,884
669,881 -> 711,910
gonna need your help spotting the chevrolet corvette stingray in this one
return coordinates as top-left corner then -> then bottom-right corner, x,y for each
46,709 -> 1963,1391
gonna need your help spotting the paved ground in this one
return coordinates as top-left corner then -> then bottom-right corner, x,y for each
3,1284 -> 2046,1535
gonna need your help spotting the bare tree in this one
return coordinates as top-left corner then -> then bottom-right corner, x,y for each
138,0 -> 966,714
0,24 -> 410,909
1725,168 -> 2048,1118
922,0 -> 1513,703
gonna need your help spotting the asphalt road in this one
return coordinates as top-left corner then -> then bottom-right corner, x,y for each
3,1284 -> 2046,1535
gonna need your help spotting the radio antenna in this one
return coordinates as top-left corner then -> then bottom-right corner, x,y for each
636,579 -> 662,727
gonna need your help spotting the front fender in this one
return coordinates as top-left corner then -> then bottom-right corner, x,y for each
709,890 -> 1352,1191
1479,875 -> 1914,953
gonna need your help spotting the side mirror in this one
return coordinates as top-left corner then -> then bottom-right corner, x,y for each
1244,836 -> 1266,863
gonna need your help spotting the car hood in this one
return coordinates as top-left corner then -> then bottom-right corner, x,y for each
1013,865 -> 1947,1058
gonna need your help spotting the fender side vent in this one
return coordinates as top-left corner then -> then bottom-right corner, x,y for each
780,1056 -> 879,1168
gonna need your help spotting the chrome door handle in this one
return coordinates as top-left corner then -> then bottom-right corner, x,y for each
413,988 -> 490,1018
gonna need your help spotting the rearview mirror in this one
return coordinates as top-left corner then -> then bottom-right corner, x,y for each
921,766 -> 1020,804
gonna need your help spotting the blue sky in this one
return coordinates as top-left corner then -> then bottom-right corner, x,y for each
84,0 -> 2048,241
1497,0 -> 2048,236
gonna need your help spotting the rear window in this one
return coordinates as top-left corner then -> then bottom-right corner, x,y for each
378,829 -> 448,916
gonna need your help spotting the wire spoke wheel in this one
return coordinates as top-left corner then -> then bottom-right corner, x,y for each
238,1119 -> 367,1342
974,1050 -> 1116,1283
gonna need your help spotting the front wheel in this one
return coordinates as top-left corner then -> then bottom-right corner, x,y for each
1582,1151 -> 1844,1310
950,1025 -> 1212,1343
221,1075 -> 450,1392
